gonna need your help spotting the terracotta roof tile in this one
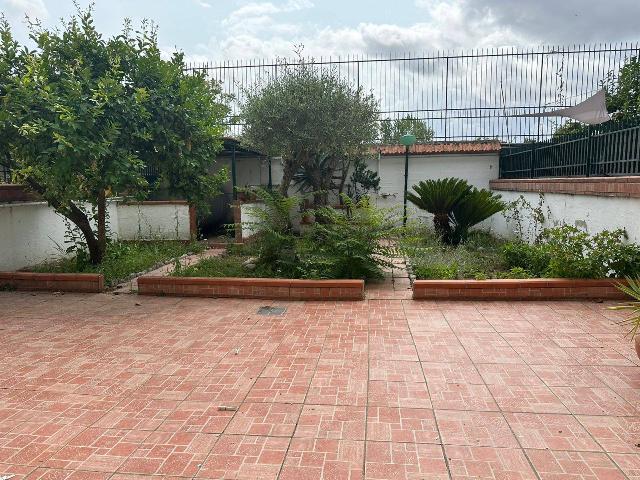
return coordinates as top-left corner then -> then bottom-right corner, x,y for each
375,141 -> 501,156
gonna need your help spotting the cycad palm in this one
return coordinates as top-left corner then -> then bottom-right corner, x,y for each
407,177 -> 504,244
406,178 -> 471,240
451,188 -> 505,243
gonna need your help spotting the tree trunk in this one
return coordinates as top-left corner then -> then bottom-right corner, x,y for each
279,164 -> 295,197
97,189 -> 107,254
22,176 -> 104,264
68,202 -> 104,264
433,213 -> 452,244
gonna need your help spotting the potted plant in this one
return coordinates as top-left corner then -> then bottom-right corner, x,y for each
610,278 -> 640,359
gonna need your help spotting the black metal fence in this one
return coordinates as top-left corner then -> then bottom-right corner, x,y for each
499,120 -> 640,178
0,164 -> 10,183
188,42 -> 639,143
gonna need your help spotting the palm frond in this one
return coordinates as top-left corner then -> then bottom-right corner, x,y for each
611,277 -> 640,338
451,189 -> 505,243
407,178 -> 471,213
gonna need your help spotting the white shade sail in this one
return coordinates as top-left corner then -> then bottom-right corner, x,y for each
518,89 -> 611,125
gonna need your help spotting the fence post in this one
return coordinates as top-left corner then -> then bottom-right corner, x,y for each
530,145 -> 537,178
585,125 -> 593,177
444,56 -> 449,142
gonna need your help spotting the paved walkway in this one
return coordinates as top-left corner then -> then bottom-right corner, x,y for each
1,292 -> 639,479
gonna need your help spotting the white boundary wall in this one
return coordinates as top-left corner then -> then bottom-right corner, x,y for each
0,200 -> 192,271
489,191 -> 640,243
368,152 -> 500,225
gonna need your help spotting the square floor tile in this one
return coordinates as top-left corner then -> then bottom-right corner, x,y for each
429,382 -> 498,411
260,355 -> 318,380
157,400 -> 235,433
611,453 -> 640,479
487,384 -> 569,414
365,441 -> 448,479
368,381 -> 431,409
44,428 -> 150,472
279,438 -> 364,480
306,363 -> 368,406
366,407 -> 439,444
530,365 -> 606,388
504,413 -> 601,451
435,410 -> 518,448
577,415 -> 640,453
294,405 -> 366,440
245,376 -> 310,404
226,403 -> 302,437
526,449 -> 626,480
550,386 -> 637,416
26,468 -> 111,479
118,431 -> 217,477
565,347 -> 634,367
445,445 -> 537,479
369,360 -> 424,383
421,362 -> 483,384
476,364 -> 544,386
196,434 -> 289,479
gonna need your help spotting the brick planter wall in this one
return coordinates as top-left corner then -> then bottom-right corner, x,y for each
137,276 -> 365,300
413,279 -> 628,300
0,272 -> 104,293
490,176 -> 640,198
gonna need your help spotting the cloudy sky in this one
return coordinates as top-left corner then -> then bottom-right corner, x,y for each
2,0 -> 640,62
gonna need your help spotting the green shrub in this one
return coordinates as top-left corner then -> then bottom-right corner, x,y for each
503,226 -> 640,279
502,242 -> 551,277
496,267 -> 533,279
402,225 -> 507,280
413,263 -> 459,280
171,254 -> 275,278
298,196 -> 400,279
240,187 -> 300,277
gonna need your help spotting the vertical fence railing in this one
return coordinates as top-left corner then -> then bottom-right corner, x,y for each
0,164 -> 11,184
499,120 -> 640,178
188,42 -> 639,143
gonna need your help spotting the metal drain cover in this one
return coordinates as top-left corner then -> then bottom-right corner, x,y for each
257,306 -> 286,316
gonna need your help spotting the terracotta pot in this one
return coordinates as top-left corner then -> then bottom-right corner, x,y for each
635,336 -> 640,360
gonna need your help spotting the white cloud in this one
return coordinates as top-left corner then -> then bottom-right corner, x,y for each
221,0 -> 313,37
208,0 -> 527,61
200,0 -> 639,62
1,0 -> 48,21
195,0 -> 212,8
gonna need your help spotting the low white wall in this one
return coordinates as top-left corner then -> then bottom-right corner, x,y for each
117,203 -> 191,241
0,200 -> 191,271
489,191 -> 640,243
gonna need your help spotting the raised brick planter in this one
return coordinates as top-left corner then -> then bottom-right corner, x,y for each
0,272 -> 104,293
413,278 -> 628,300
137,276 -> 365,300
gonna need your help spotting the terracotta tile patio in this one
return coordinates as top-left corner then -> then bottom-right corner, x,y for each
0,291 -> 638,479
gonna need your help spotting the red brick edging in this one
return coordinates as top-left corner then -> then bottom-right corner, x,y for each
137,276 -> 365,300
413,278 -> 628,300
490,177 -> 640,198
0,272 -> 105,293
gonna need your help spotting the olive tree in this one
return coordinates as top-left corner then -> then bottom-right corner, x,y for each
240,59 -> 379,201
0,9 -> 228,264
606,55 -> 640,122
380,115 -> 434,144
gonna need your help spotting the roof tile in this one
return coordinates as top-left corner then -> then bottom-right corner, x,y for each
375,141 -> 501,156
